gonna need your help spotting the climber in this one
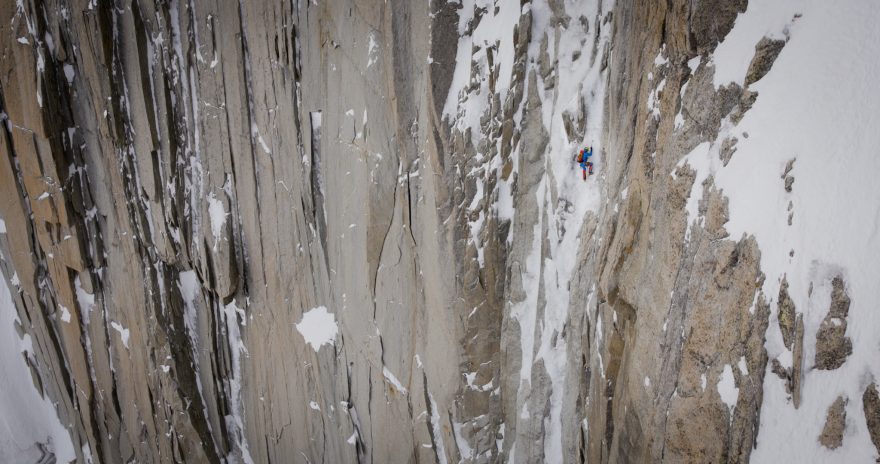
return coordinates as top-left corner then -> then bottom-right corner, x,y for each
576,146 -> 594,180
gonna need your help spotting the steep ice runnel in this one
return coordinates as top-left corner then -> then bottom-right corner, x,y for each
507,0 -> 614,460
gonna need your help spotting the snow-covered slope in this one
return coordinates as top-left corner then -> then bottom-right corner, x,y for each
0,279 -> 75,463
704,1 -> 880,461
1,0 -> 879,462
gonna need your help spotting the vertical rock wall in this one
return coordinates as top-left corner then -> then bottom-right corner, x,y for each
2,0 -> 879,463
0,0 -> 452,461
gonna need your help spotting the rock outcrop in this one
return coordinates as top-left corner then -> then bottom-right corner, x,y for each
819,395 -> 846,450
865,383 -> 880,457
745,37 -> 786,87
815,276 -> 852,370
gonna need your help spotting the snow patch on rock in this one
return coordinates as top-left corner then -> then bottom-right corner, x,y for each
717,364 -> 738,412
295,306 -> 338,352
207,192 -> 227,251
110,321 -> 130,348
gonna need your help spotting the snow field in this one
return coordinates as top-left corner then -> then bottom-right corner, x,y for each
677,1 -> 880,460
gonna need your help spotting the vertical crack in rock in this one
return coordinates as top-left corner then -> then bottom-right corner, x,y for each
309,110 -> 327,270
1,0 -> 876,462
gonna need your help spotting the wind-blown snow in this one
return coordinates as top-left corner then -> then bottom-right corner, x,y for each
382,367 -> 408,394
366,32 -> 379,68
737,356 -> 749,376
676,141 -> 712,241
176,270 -> 218,453
717,364 -> 738,412
207,192 -> 227,251
251,124 -> 271,155
647,78 -> 667,118
711,2 -> 798,89
110,321 -> 130,348
295,306 -> 338,352
453,420 -> 474,462
63,63 -> 75,83
0,279 -> 75,463
680,1 -> 880,461
429,393 -> 449,464
442,0 -> 522,127
221,298 -> 254,464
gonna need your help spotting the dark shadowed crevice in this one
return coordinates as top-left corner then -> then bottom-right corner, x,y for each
309,111 -> 328,271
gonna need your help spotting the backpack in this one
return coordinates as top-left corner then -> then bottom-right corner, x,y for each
576,151 -> 584,163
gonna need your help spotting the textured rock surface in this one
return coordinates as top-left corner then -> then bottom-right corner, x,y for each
744,37 -> 786,86
814,276 -> 852,370
819,395 -> 846,449
0,0 -> 878,463
865,383 -> 880,457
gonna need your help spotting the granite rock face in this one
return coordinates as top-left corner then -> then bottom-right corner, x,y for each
814,276 -> 852,371
819,395 -> 846,450
865,383 -> 880,457
0,0 -> 875,463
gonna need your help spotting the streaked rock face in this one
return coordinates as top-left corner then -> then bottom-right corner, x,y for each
1,0 -> 877,463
